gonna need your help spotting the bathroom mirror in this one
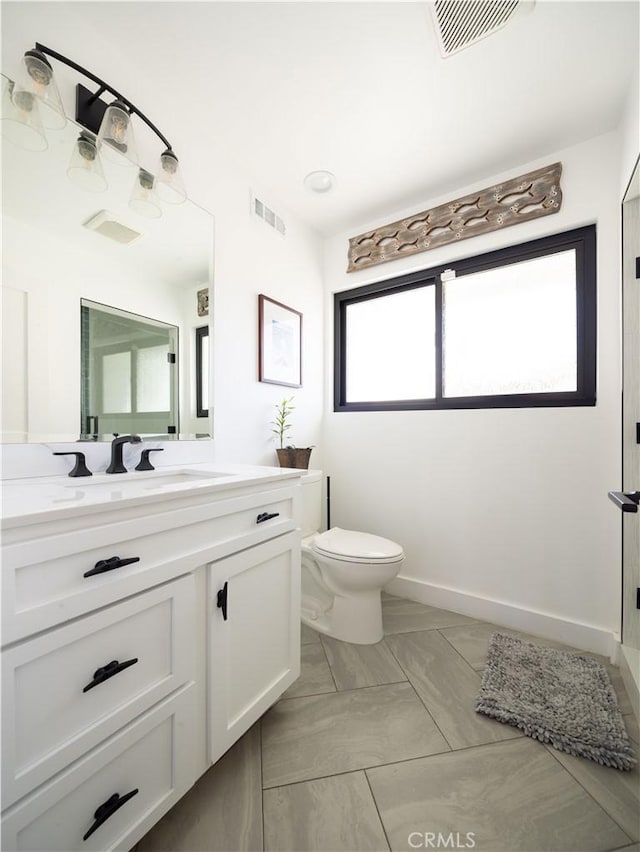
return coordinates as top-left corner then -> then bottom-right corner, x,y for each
1,75 -> 214,443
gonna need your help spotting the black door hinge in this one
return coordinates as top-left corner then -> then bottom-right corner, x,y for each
167,353 -> 176,364
636,588 -> 640,610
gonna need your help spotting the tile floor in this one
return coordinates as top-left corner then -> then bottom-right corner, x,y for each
137,595 -> 640,852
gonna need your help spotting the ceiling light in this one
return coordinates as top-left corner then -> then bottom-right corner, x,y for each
1,42 -> 188,214
304,170 -> 335,194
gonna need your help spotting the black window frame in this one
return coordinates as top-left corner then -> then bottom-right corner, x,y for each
334,225 -> 597,412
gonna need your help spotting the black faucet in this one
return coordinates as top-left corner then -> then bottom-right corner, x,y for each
106,434 -> 142,474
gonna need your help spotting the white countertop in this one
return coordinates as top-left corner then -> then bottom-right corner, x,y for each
1,463 -> 304,528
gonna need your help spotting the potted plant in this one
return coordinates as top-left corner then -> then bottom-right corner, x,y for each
271,397 -> 313,469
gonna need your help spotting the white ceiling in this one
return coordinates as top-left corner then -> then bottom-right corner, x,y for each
2,1 -> 638,236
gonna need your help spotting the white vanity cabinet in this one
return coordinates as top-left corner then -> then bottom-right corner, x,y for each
1,467 -> 302,852
208,531 -> 301,764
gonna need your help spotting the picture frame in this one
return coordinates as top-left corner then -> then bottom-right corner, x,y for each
258,294 -> 302,387
197,287 -> 209,317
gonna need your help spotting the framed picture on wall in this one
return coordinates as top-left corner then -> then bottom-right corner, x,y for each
258,294 -> 302,387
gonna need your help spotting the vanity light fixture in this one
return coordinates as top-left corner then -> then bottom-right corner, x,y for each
1,78 -> 48,151
67,132 -> 108,193
15,49 -> 66,130
1,43 -> 188,216
130,168 -> 162,219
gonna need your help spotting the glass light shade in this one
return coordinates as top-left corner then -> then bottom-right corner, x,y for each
67,133 -> 107,192
18,50 -> 66,130
97,100 -> 138,166
129,168 -> 162,218
1,79 -> 47,151
155,148 -> 187,204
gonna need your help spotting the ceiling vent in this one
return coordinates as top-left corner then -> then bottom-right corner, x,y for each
82,211 -> 142,245
251,193 -> 286,236
430,1 -> 535,57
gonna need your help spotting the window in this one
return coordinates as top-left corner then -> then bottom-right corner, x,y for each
334,226 -> 596,411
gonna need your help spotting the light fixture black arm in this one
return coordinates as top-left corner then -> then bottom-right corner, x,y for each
34,42 -> 174,152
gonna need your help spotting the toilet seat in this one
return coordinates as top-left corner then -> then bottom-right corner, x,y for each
312,527 -> 404,564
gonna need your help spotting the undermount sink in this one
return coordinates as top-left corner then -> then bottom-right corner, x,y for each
63,469 -> 232,491
140,471 -> 229,490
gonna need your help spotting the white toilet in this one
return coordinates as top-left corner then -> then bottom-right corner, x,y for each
300,470 -> 405,644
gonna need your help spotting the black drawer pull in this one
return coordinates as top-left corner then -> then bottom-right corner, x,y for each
608,491 -> 640,513
83,658 -> 138,693
83,789 -> 139,841
84,556 -> 140,578
256,511 -> 280,524
217,581 -> 228,621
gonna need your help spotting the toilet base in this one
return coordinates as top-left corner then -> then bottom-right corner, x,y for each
301,589 -> 384,645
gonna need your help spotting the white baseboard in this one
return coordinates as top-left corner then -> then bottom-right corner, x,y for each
385,575 -> 617,659
616,642 -> 640,723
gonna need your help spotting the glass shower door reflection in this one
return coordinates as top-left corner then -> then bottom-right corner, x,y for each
81,299 -> 179,441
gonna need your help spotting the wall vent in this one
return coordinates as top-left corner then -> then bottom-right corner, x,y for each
83,211 -> 142,245
251,193 -> 286,236
430,1 -> 535,57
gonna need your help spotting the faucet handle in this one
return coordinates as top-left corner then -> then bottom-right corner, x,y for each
53,451 -> 93,478
135,448 -> 164,472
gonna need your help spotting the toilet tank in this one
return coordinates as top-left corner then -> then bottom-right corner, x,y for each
300,469 -> 322,537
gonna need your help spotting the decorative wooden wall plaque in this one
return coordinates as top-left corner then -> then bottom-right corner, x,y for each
347,162 -> 563,273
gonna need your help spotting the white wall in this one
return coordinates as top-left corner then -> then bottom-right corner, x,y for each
322,131 -> 623,654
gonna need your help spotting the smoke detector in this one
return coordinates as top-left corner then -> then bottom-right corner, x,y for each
429,1 -> 535,57
82,210 -> 142,245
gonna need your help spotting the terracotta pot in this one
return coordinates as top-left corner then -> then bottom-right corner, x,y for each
276,447 -> 312,469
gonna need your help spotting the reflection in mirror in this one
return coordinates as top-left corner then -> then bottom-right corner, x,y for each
81,300 -> 178,441
1,74 -> 214,443
195,325 -> 209,421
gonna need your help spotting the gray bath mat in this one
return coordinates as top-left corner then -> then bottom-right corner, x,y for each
475,632 -> 636,771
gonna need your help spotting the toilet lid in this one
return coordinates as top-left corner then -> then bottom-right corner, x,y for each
312,527 -> 404,562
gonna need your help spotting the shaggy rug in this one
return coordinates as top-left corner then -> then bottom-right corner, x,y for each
475,632 -> 636,771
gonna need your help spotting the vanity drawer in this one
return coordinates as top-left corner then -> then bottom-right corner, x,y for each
2,575 -> 194,808
2,484 -> 298,643
1,685 -> 195,852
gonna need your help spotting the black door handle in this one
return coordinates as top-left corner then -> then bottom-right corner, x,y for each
82,658 -> 138,693
83,789 -> 139,841
256,511 -> 280,524
217,581 -> 228,620
84,556 -> 140,578
608,491 -> 640,513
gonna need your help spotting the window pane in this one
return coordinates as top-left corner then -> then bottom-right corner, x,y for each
346,287 -> 436,402
443,250 -> 577,398
136,344 -> 170,412
102,352 -> 131,413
